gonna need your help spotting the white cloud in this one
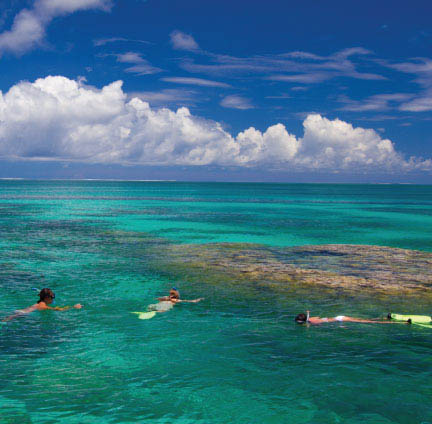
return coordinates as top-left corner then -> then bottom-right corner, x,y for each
181,47 -> 385,82
161,77 -> 230,88
170,30 -> 199,52
265,94 -> 291,99
387,58 -> 432,86
399,93 -> 432,112
128,88 -> 200,106
37,0 -> 111,15
384,58 -> 432,111
0,0 -> 112,55
294,114 -> 429,171
268,73 -> 330,84
235,124 -> 299,164
93,37 -> 151,47
338,93 -> 413,112
0,76 -> 430,173
116,52 -> 144,63
0,9 -> 45,54
220,95 -> 254,110
113,51 -> 163,75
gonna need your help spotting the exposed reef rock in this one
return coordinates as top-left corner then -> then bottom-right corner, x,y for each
151,243 -> 432,296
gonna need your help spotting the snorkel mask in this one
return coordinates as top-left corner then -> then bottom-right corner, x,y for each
295,311 -> 310,324
169,287 -> 180,299
33,287 -> 56,304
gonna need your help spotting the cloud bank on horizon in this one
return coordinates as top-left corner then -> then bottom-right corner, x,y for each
0,76 -> 430,173
0,1 -> 431,180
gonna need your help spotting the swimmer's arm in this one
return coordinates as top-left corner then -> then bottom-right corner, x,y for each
157,296 -> 170,301
177,298 -> 204,303
308,318 -> 325,324
2,305 -> 36,321
306,311 -> 324,324
45,304 -> 82,311
2,304 -> 82,320
47,306 -> 69,311
2,313 -> 23,322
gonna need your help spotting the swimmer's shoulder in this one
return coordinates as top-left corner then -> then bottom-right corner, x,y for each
309,316 -> 326,324
15,303 -> 41,314
34,302 -> 49,311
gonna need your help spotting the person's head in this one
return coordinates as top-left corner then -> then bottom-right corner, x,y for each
169,287 -> 180,300
295,313 -> 307,324
38,288 -> 55,304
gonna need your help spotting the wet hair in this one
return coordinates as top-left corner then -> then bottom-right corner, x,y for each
37,288 -> 55,303
295,313 -> 307,324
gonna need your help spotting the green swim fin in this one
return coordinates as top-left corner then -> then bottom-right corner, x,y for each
390,313 -> 431,324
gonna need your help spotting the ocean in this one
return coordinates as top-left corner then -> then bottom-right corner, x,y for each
0,181 -> 431,424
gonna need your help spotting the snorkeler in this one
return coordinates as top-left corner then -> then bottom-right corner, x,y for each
149,287 -> 203,313
132,288 -> 204,319
295,310 -> 400,325
2,288 -> 82,321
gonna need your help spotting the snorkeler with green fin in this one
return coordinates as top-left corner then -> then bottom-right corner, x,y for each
294,311 -> 397,325
132,287 -> 203,320
2,288 -> 82,322
295,311 -> 431,327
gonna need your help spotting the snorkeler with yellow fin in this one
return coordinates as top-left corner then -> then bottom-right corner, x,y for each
131,288 -> 203,320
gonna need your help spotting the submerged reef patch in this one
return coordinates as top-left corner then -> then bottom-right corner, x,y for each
150,243 -> 432,296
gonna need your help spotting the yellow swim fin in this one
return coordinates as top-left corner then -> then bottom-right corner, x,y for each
131,311 -> 157,320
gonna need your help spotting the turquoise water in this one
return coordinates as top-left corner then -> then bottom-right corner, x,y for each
0,181 -> 431,424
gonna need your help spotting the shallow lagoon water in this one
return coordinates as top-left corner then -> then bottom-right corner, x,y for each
0,181 -> 431,424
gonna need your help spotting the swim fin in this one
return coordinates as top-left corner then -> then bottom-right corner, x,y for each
131,311 -> 157,320
389,313 -> 431,324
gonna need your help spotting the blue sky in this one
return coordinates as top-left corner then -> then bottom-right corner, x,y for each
0,0 -> 432,182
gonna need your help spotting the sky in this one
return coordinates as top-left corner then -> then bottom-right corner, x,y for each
0,0 -> 432,182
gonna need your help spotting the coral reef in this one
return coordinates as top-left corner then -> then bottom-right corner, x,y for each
151,243 -> 432,296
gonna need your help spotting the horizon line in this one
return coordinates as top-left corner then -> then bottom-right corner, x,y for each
1,178 -> 431,185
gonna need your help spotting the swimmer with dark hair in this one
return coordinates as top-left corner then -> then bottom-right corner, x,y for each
2,288 -> 82,321
295,310 -> 400,325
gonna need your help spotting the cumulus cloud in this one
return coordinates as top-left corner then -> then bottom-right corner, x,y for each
0,76 -> 430,173
296,114 -> 417,170
170,30 -> 200,52
0,0 -> 112,55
